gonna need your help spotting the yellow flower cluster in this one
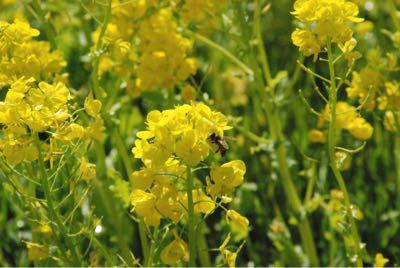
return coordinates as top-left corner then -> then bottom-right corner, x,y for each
291,0 -> 363,60
0,21 -> 104,166
130,102 -> 248,265
310,102 -> 373,142
94,1 -> 197,96
0,20 -> 66,88
136,8 -> 197,91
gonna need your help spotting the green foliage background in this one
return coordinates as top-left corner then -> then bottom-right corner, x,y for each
0,0 -> 399,266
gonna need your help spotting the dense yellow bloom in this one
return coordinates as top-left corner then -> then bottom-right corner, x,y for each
130,103 -> 247,265
132,102 -> 230,167
93,2 -> 197,95
0,20 -> 66,88
291,0 -> 363,59
136,8 -> 197,91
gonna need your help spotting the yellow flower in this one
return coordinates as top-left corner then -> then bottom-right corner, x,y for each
348,117 -> 373,141
130,189 -> 161,226
84,92 -> 102,117
291,29 -> 321,61
375,253 -> 389,268
291,0 -> 363,59
176,129 -> 209,166
0,20 -> 66,88
181,84 -> 197,102
160,232 -> 189,265
356,20 -> 374,35
179,189 -> 215,214
309,129 -> 326,143
226,209 -> 250,239
207,160 -> 246,199
318,102 -> 373,140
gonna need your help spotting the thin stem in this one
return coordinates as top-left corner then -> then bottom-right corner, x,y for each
327,41 -> 363,267
188,31 -> 254,77
146,228 -> 159,267
254,2 -> 272,85
395,135 -> 400,210
186,167 -> 196,266
91,0 -> 112,101
388,0 -> 400,31
34,136 -> 81,266
196,218 -> 211,267
30,0 -> 57,49
253,0 -> 319,265
89,0 -> 150,262
84,230 -> 116,266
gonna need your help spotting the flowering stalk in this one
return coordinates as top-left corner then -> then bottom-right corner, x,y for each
186,167 -> 197,266
327,41 -> 363,267
89,0 -> 150,262
35,136 -> 81,266
253,0 -> 319,265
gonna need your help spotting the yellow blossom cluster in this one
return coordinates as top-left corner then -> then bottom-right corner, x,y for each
0,20 -> 66,88
0,21 -> 104,166
310,102 -> 373,143
94,1 -> 197,96
135,8 -> 197,91
130,102 -> 248,266
291,0 -> 363,60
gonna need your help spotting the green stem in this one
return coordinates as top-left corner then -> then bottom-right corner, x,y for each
196,219 -> 211,267
253,0 -> 319,265
84,230 -> 115,266
188,31 -> 254,77
30,0 -> 58,49
91,0 -> 112,101
105,118 -> 150,263
146,228 -> 159,267
89,0 -> 150,262
327,41 -> 363,267
395,133 -> 400,213
254,0 -> 272,85
34,137 -> 81,266
186,167 -> 196,266
388,0 -> 400,31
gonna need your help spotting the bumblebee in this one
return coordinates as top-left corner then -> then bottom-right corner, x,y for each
208,132 -> 229,156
